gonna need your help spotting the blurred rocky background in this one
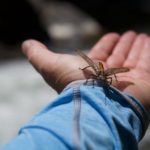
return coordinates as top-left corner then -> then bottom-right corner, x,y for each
0,0 -> 150,149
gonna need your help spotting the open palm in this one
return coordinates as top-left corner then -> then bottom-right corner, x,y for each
89,31 -> 150,113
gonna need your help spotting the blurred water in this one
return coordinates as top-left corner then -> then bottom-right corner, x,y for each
0,59 -> 57,144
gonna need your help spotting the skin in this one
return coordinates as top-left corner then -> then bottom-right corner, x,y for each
22,31 -> 150,114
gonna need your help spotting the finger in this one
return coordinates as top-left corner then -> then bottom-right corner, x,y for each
22,39 -> 56,73
137,37 -> 150,73
88,33 -> 120,61
107,31 -> 137,67
124,34 -> 147,68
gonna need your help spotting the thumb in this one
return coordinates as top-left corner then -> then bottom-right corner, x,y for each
21,39 -> 56,73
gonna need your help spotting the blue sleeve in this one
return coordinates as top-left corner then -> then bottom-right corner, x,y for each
1,80 -> 149,150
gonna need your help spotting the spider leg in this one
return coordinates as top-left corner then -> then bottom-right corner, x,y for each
89,74 -> 97,79
106,77 -> 112,85
84,78 -> 89,85
113,73 -> 118,82
79,65 -> 91,70
84,74 -> 97,87
79,65 -> 97,87
89,74 -> 97,88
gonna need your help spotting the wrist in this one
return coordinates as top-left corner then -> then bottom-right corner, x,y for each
55,69 -> 93,93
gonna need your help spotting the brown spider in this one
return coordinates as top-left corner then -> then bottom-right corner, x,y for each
76,49 -> 129,85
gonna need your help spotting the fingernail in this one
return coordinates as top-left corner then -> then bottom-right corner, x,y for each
22,40 -> 32,53
22,40 -> 32,49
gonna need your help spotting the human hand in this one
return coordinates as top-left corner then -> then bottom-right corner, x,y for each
22,31 -> 150,113
89,31 -> 150,113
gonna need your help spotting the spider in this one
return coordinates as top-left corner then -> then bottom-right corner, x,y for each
76,49 -> 129,85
